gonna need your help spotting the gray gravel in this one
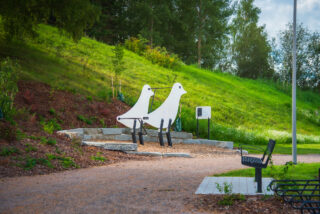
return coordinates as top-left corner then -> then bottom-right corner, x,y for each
0,154 -> 319,214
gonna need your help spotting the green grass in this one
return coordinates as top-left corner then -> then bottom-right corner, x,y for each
215,163 -> 320,180
235,143 -> 320,154
0,24 -> 319,148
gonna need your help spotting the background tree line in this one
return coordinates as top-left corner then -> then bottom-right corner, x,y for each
0,0 -> 319,91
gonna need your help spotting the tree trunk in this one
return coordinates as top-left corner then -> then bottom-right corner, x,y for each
197,0 -> 202,67
149,2 -> 154,48
198,36 -> 201,67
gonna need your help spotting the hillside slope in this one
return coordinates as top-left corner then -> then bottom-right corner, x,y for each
1,24 -> 319,145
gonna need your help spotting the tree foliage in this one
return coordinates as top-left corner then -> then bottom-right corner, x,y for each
0,0 -> 100,41
278,23 -> 320,90
230,0 -> 272,79
87,0 -> 232,69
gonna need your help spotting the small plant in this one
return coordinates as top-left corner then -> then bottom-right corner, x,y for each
86,96 -> 93,102
40,118 -> 61,134
91,152 -> 107,162
46,138 -> 57,146
215,182 -> 233,194
215,182 -> 244,206
218,194 -> 245,206
37,158 -> 54,168
60,157 -> 77,168
22,157 -> 37,170
0,146 -> 20,156
25,144 -> 38,152
0,121 -> 17,142
77,115 -> 93,125
46,153 -> 59,160
49,108 -> 56,115
99,118 -> 106,128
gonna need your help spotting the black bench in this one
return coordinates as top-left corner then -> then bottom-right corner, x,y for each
240,139 -> 276,193
269,169 -> 320,214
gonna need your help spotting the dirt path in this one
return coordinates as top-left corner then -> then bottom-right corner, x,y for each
1,154 -> 319,214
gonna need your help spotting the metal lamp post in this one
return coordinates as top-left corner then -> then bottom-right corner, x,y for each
292,0 -> 297,164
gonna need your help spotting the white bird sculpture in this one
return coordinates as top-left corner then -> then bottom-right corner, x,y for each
144,83 -> 186,129
117,84 -> 154,128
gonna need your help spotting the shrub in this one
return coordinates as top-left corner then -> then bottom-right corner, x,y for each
0,58 -> 20,121
49,108 -> 56,115
124,36 -> 181,70
46,138 -> 57,146
144,46 -> 181,69
77,115 -> 93,125
0,146 -> 20,156
124,36 -> 148,55
0,121 -> 17,142
25,144 -> 38,152
60,157 -> 77,168
91,152 -> 107,162
40,118 -> 61,134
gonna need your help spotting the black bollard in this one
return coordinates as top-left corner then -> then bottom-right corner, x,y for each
166,119 -> 172,147
131,119 -> 137,144
138,120 -> 144,145
158,119 -> 164,146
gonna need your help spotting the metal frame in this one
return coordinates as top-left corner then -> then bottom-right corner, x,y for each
269,170 -> 320,213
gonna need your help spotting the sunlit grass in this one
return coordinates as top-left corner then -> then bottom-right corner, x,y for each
214,163 -> 320,180
0,24 -> 319,147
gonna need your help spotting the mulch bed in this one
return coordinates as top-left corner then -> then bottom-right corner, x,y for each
184,195 -> 299,214
0,81 -> 151,178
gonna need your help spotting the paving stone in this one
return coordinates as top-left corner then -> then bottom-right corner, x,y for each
82,141 -> 137,151
195,176 -> 274,195
115,134 -> 133,141
83,128 -> 102,135
101,128 -> 125,135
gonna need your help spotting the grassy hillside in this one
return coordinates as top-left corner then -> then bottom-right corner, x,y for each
1,24 -> 319,146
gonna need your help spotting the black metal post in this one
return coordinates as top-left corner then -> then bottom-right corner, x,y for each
166,119 -> 172,147
158,119 -> 164,146
138,120 -> 144,145
131,119 -> 137,144
255,168 -> 262,193
196,119 -> 199,138
208,118 -> 210,140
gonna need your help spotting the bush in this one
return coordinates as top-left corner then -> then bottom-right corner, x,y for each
0,121 -> 17,142
46,138 -> 57,146
124,36 -> 181,70
144,46 -> 181,69
40,118 -> 61,134
0,58 -> 20,121
124,36 -> 148,55
0,146 -> 20,156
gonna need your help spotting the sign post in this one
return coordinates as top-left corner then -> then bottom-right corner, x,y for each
196,106 -> 211,139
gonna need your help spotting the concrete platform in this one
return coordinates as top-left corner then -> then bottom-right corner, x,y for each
82,141 -> 137,151
195,176 -> 274,195
58,128 -> 234,150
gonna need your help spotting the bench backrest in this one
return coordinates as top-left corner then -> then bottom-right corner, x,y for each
263,139 -> 276,167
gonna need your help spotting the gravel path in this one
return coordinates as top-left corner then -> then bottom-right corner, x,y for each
1,154 -> 319,214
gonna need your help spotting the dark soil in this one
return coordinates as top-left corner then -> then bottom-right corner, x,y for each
185,195 -> 299,214
0,81 -> 151,178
